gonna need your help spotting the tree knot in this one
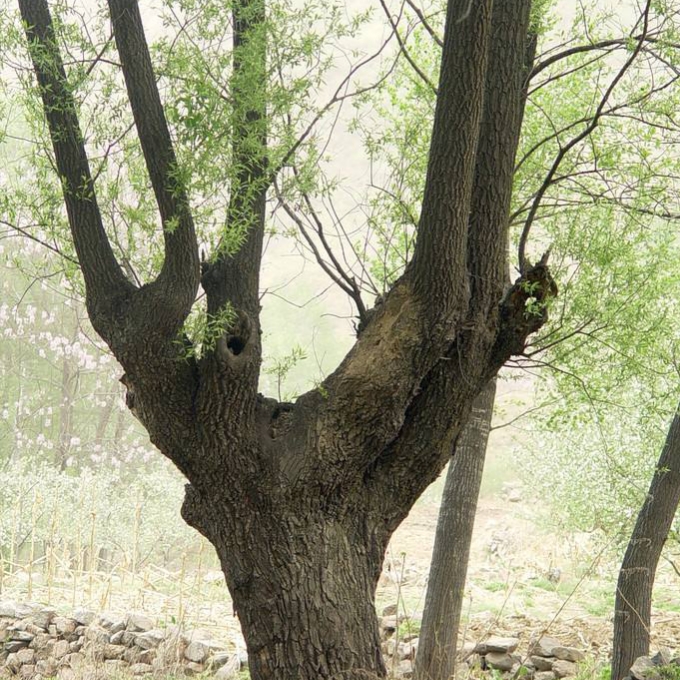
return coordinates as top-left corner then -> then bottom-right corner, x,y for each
494,251 -> 558,358
216,309 -> 253,360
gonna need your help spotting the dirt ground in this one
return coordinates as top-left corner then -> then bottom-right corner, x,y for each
373,373 -> 680,663
379,472 -> 680,664
2,375 -> 678,663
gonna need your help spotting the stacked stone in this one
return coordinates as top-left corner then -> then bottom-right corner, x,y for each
523,635 -> 586,679
470,636 -> 522,674
378,614 -> 419,678
461,635 -> 585,678
0,602 -> 241,680
456,635 -> 586,678
625,649 -> 680,680
380,626 -> 588,680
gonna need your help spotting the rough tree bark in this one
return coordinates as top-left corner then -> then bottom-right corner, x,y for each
414,379 -> 496,680
414,17 -> 538,678
612,407 -> 680,680
18,0 -> 552,678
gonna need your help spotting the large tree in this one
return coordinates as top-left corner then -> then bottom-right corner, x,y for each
9,0 -> 564,677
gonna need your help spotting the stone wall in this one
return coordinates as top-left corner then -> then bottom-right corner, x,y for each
1,600 -> 672,680
0,602 -> 241,680
625,649 -> 680,680
379,615 -> 588,679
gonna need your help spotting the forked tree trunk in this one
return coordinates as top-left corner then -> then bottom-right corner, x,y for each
414,380 -> 496,680
18,1 -> 544,679
611,406 -> 680,680
414,23 -> 537,680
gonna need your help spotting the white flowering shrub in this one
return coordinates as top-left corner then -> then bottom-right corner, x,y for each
0,458 -> 199,572
521,406 -> 659,537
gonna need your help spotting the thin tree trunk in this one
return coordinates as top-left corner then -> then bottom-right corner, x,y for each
414,380 -> 496,680
93,392 -> 115,450
612,405 -> 680,680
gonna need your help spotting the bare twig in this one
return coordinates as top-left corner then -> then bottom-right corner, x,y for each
378,0 -> 438,95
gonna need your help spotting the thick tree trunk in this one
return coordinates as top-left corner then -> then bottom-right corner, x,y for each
611,406 -> 680,680
414,380 -> 496,680
182,488 -> 388,680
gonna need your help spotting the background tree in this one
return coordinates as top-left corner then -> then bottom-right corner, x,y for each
413,379 -> 497,680
612,407 -> 680,680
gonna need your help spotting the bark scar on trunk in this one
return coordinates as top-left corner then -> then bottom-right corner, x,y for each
269,403 -> 295,439
492,253 -> 558,359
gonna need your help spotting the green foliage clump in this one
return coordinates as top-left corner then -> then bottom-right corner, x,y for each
658,665 -> 680,680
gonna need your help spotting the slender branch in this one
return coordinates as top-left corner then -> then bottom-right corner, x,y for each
511,73 -> 680,223
517,0 -> 653,272
532,36 -> 642,80
525,320 -> 603,356
0,220 -> 79,265
528,48 -> 617,97
275,175 -> 368,323
84,32 -> 117,77
490,398 -> 561,431
403,0 -> 443,47
91,120 -> 136,184
270,33 -> 399,182
279,202 -> 354,297
378,0 -> 438,95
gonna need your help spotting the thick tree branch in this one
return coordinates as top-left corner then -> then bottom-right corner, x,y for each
466,0 -> 533,314
201,0 -> 267,322
410,0 -> 492,317
364,261 -> 557,520
18,0 -> 133,311
20,1 -> 206,480
285,0 -> 532,490
108,0 -> 200,319
362,335 -> 484,526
